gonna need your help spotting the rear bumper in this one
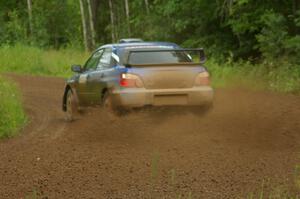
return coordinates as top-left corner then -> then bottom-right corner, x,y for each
111,86 -> 213,108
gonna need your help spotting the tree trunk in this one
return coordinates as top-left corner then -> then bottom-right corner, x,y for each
293,0 -> 300,13
293,0 -> 300,34
144,0 -> 149,14
108,0 -> 116,42
79,0 -> 89,51
87,0 -> 96,48
27,0 -> 33,38
93,0 -> 100,28
124,0 -> 131,36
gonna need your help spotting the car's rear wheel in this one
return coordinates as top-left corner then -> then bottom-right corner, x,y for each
65,89 -> 77,122
102,92 -> 124,118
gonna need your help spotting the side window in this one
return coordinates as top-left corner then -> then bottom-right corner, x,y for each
97,48 -> 112,69
84,50 -> 103,71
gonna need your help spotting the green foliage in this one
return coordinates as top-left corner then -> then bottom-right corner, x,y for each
256,11 -> 288,60
0,44 -> 89,77
0,0 -> 299,63
0,75 -> 26,138
3,10 -> 27,43
31,0 -> 82,48
0,0 -> 299,93
0,0 -> 81,48
207,58 -> 300,93
1,44 -> 299,93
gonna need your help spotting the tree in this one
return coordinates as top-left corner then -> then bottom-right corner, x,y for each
108,0 -> 115,42
1,0 -> 299,64
124,0 -> 131,36
26,0 -> 33,39
79,0 -> 88,51
144,0 -> 149,14
87,0 -> 96,48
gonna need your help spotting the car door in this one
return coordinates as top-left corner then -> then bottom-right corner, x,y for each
99,48 -> 121,95
77,49 -> 103,105
86,48 -> 114,105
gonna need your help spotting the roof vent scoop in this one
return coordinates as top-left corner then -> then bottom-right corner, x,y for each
119,38 -> 143,43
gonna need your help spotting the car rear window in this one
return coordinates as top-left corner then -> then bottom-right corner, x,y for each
128,51 -> 192,65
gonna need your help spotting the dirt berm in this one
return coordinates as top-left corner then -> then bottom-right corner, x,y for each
1,74 -> 300,198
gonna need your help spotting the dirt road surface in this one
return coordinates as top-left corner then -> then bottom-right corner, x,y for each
1,74 -> 300,199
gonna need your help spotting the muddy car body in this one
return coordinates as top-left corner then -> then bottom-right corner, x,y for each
62,40 -> 213,120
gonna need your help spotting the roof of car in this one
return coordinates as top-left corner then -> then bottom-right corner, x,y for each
118,38 -> 144,43
96,42 -> 179,51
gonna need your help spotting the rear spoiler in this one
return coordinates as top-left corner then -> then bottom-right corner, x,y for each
123,48 -> 206,67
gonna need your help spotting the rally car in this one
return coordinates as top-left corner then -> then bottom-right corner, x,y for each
62,39 -> 213,120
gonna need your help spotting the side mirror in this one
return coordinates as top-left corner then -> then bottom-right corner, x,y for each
71,65 -> 82,73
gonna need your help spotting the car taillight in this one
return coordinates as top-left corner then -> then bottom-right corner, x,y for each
195,71 -> 210,86
120,73 -> 144,88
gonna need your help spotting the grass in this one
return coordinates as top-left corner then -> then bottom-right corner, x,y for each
0,75 -> 26,138
0,44 -> 299,138
25,189 -> 37,199
0,44 -> 89,77
207,58 -> 300,93
0,44 -> 87,138
0,44 -> 300,93
0,44 -> 299,93
246,181 -> 300,199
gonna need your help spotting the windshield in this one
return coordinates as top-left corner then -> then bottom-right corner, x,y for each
128,51 -> 193,65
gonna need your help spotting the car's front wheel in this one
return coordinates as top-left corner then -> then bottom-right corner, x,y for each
65,89 -> 77,122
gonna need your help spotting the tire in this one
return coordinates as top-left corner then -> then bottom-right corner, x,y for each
65,89 -> 77,122
102,92 -> 123,117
